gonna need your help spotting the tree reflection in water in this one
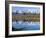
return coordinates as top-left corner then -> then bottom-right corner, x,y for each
12,21 -> 40,31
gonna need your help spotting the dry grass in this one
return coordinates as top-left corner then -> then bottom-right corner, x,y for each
12,14 -> 40,22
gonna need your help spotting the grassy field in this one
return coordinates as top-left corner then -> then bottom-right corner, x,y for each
12,14 -> 40,22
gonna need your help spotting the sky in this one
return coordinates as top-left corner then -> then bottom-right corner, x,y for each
12,7 -> 40,14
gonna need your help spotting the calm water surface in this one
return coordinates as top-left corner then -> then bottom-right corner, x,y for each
12,21 -> 40,31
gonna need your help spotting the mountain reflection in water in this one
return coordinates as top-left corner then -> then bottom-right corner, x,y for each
12,21 -> 40,31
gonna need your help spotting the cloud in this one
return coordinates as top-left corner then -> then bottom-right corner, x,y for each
12,7 -> 40,14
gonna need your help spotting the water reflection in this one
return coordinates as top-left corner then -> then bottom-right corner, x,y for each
12,21 -> 40,31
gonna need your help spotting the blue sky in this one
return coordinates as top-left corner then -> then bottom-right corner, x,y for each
12,7 -> 40,13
